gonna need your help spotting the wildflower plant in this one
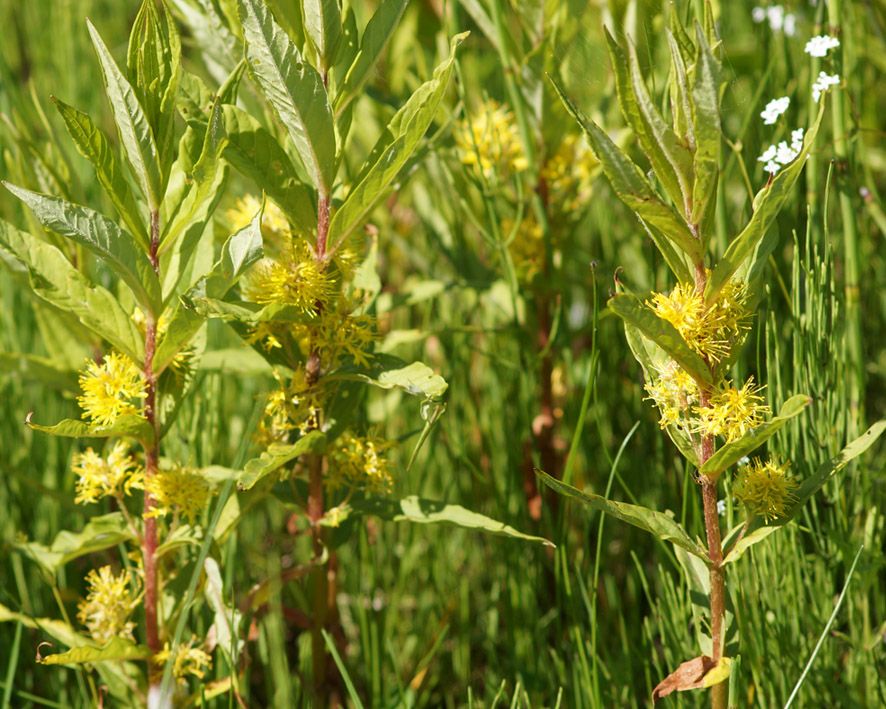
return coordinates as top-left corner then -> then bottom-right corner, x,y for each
544,5 -> 885,706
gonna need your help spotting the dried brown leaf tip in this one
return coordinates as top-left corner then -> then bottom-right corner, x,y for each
652,655 -> 732,703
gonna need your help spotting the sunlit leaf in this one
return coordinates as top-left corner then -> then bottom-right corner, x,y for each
39,637 -> 151,665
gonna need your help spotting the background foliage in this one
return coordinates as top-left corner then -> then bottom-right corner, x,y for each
2,0 -> 886,706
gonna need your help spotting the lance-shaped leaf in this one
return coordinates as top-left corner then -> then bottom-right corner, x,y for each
666,28 -> 694,151
219,104 -> 318,238
320,495 -> 553,547
203,557 -> 243,660
182,297 -> 312,324
127,0 -> 181,183
699,394 -> 811,478
16,513 -> 136,574
326,356 -> 448,400
723,421 -> 886,564
88,19 -> 163,209
39,637 -> 152,665
538,471 -> 708,559
26,413 -> 155,446
0,219 -> 145,363
154,205 -> 264,373
669,7 -> 695,66
689,22 -> 722,234
303,0 -> 342,72
333,0 -> 408,116
653,656 -> 732,701
327,33 -> 467,253
605,29 -> 693,210
705,102 -> 826,303
608,292 -> 713,387
550,76 -> 702,265
240,0 -> 336,194
233,430 -> 327,491
51,97 -> 148,251
3,183 -> 162,315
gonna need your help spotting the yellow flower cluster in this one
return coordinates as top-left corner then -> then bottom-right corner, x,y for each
502,215 -> 545,281
258,367 -> 323,444
693,377 -> 770,443
328,433 -> 393,493
455,100 -> 529,181
644,359 -> 699,429
155,636 -> 213,679
245,240 -> 334,314
649,281 -> 750,363
77,353 -> 147,427
733,457 -> 797,520
144,464 -> 213,524
73,441 -> 143,504
77,566 -> 136,644
540,133 -> 596,216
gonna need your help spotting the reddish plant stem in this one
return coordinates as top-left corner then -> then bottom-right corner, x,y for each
694,265 -> 727,709
144,210 -> 162,676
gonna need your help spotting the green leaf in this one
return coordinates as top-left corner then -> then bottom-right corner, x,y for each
705,102 -> 826,303
127,0 -> 181,184
16,513 -> 136,574
328,357 -> 448,400
154,204 -> 264,373
303,0 -> 342,72
203,557 -> 243,660
27,413 -> 155,445
723,421 -> 886,564
689,22 -> 722,232
608,293 -> 713,387
333,0 -> 408,116
2,183 -> 162,315
39,637 -> 151,665
699,394 -> 811,478
219,104 -> 318,238
0,352 -> 79,392
0,219 -> 145,363
321,495 -> 553,547
235,430 -> 327,491
88,19 -> 163,209
538,471 -> 706,558
605,29 -> 692,210
240,0 -> 336,194
183,297 -> 312,325
160,100 -> 229,300
327,33 -> 467,253
665,28 -> 694,151
549,75 -> 702,266
51,97 -> 149,251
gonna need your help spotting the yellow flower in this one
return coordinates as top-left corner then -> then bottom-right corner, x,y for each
540,133 -> 596,216
77,566 -> 136,644
733,457 -> 797,521
245,240 -> 333,314
73,441 -> 143,504
649,281 -> 750,363
144,464 -> 213,524
77,353 -> 147,427
328,433 -> 393,492
155,635 -> 212,679
644,359 -> 699,429
455,100 -> 529,180
694,377 -> 771,442
257,367 -> 322,444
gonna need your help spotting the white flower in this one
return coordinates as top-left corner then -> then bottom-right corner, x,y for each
812,71 -> 840,102
783,13 -> 797,37
761,96 -> 790,125
758,145 -> 778,163
752,6 -> 767,23
764,160 -> 781,175
791,128 -> 804,151
753,6 -> 797,35
717,499 -> 727,516
775,141 -> 799,165
804,35 -> 840,57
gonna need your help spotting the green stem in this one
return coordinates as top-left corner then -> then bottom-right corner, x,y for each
828,0 -> 863,434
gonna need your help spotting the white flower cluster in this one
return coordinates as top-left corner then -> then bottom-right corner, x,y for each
758,128 -> 805,175
760,96 -> 790,125
752,6 -> 797,36
812,71 -> 841,102
804,34 -> 840,57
